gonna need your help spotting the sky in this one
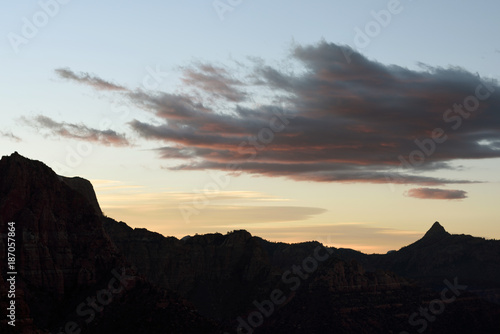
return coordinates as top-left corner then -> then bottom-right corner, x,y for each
1,0 -> 500,253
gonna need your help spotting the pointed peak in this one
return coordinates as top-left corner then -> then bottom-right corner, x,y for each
430,221 -> 445,231
423,221 -> 449,239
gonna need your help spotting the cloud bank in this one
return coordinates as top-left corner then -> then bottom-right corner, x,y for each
51,42 -> 500,188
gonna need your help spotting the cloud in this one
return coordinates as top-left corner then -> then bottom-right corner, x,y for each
55,68 -> 127,91
0,131 -> 21,142
181,63 -> 247,102
95,184 -> 327,232
184,205 -> 327,225
406,187 -> 468,200
22,115 -> 131,147
58,42 -> 500,186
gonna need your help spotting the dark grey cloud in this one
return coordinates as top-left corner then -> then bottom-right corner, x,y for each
406,188 -> 468,200
55,68 -> 127,91
57,42 -> 500,187
22,115 -> 130,147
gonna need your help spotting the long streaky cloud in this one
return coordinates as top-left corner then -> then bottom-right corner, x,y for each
55,68 -> 127,91
22,115 -> 130,147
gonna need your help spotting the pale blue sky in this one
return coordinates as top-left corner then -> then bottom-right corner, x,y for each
1,1 -> 500,252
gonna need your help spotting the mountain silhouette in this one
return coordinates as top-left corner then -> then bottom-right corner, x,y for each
0,153 -> 219,333
349,221 -> 500,292
1,153 -> 499,333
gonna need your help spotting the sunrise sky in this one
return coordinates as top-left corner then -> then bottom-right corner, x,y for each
1,1 -> 500,253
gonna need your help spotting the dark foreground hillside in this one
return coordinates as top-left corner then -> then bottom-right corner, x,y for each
1,153 -> 499,333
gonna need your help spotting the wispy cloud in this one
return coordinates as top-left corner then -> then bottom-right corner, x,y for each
55,68 -> 127,91
0,131 -> 21,142
22,115 -> 131,147
181,63 -> 247,102
406,187 -> 468,200
96,185 -> 326,228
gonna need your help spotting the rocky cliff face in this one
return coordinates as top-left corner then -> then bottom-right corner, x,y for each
58,176 -> 102,216
0,153 -> 219,333
0,152 -> 122,331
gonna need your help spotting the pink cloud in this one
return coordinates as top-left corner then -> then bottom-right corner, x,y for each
406,188 -> 467,200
